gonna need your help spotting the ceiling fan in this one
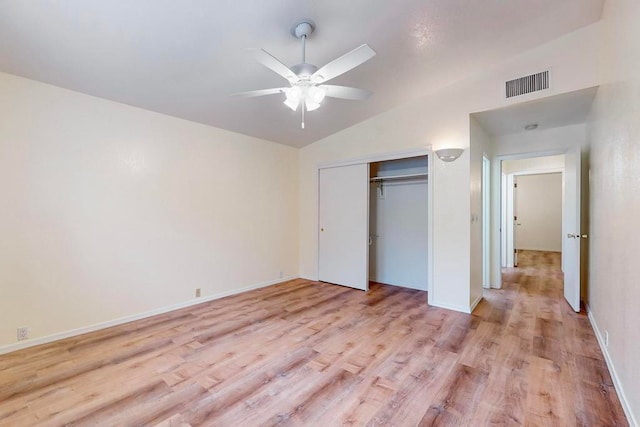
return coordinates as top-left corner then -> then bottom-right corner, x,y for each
233,20 -> 376,129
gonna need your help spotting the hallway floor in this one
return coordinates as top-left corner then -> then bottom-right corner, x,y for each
480,249 -> 628,425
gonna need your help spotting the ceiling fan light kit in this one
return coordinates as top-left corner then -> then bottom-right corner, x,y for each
233,19 -> 376,129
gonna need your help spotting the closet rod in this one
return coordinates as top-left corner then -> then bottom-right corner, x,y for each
369,172 -> 428,183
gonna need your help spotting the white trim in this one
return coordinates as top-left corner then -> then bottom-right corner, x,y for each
317,147 -> 431,170
482,155 -> 491,289
493,149 -> 569,290
506,173 -> 515,267
0,276 -> 296,356
427,150 -> 434,303
431,299 -> 474,314
587,305 -> 638,427
511,167 -> 563,177
496,149 -> 566,162
470,295 -> 483,312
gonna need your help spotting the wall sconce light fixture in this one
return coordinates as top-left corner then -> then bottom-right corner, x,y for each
435,148 -> 464,162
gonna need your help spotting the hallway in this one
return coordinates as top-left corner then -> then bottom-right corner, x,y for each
476,249 -> 627,425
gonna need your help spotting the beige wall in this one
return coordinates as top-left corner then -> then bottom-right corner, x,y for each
0,72 -> 299,348
514,173 -> 563,252
300,22 -> 600,313
470,117 -> 491,303
502,155 -> 565,174
587,0 -> 640,422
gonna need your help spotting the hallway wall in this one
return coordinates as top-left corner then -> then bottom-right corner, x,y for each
586,0 -> 640,422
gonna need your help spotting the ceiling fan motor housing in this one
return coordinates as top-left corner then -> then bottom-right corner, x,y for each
291,63 -> 319,80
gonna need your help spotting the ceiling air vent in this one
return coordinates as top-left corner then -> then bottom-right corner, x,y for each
505,71 -> 549,98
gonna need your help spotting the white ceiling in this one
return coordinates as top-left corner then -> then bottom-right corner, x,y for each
0,1 -> 603,147
473,86 -> 598,137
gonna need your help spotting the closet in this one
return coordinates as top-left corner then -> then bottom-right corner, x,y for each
318,154 -> 429,293
369,156 -> 428,290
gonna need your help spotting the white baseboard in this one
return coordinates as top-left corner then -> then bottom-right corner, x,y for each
0,276 -> 297,356
587,305 -> 638,427
430,299 -> 474,314
470,295 -> 483,312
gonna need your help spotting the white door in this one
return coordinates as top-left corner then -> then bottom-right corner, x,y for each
318,164 -> 369,290
563,148 -> 581,312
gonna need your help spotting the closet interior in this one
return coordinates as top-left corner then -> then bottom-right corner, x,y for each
369,156 -> 428,291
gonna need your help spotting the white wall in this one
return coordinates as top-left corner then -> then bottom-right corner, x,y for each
493,123 -> 588,156
514,173 -> 563,252
0,72 -> 299,348
586,0 -> 640,422
470,117 -> 491,302
300,22 -> 600,313
502,154 -> 565,174
369,159 -> 428,290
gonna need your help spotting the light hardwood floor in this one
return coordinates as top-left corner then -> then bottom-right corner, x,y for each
0,251 -> 628,426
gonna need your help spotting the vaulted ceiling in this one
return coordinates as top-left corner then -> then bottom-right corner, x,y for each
0,1 -> 603,147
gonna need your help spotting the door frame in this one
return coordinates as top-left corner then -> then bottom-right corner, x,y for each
490,149 -> 568,289
317,147 -> 434,302
482,155 -> 491,288
504,168 -> 564,268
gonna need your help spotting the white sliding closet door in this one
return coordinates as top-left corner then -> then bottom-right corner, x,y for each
318,164 -> 369,291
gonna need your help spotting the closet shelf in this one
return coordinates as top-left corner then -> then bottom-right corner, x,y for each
370,172 -> 428,183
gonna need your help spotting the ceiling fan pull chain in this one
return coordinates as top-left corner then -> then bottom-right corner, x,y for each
301,102 -> 305,129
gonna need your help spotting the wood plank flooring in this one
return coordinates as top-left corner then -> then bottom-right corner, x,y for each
0,250 -> 628,426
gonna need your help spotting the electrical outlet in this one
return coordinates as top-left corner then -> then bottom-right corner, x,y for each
195,288 -> 201,298
605,330 -> 609,347
17,327 -> 29,341
279,271 -> 284,279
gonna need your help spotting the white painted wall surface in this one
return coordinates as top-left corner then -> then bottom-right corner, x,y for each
470,117 -> 491,303
514,173 -> 562,252
300,22 -> 600,313
0,72 -> 299,347
502,155 -> 565,174
369,178 -> 428,291
492,124 -> 587,156
586,0 -> 640,422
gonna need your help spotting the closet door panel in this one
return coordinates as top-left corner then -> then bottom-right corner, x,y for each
318,164 -> 369,291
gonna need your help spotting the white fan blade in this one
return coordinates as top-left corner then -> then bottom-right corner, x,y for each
254,49 -> 299,83
232,87 -> 288,98
312,44 -> 376,84
321,85 -> 372,100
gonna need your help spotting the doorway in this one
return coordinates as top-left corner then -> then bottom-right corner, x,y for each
501,155 -> 564,268
496,151 -> 582,312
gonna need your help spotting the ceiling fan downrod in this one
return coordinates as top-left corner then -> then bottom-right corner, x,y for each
293,21 -> 315,129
